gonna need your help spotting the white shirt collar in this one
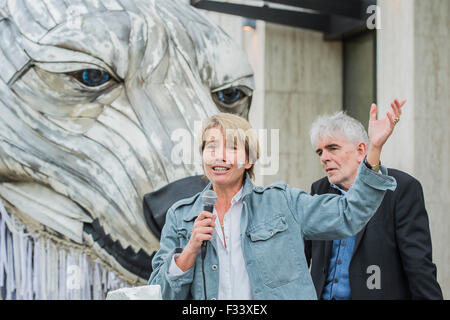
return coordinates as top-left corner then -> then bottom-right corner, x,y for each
331,183 -> 347,195
230,186 -> 244,205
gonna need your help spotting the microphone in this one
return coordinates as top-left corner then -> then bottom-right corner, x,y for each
201,190 -> 217,258
200,189 -> 217,300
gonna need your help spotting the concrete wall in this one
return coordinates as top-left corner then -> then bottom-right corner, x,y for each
257,23 -> 343,191
378,0 -> 450,298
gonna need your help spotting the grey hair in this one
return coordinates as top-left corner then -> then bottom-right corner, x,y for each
309,111 -> 369,149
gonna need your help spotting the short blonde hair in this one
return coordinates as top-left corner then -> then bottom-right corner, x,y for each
199,113 -> 260,180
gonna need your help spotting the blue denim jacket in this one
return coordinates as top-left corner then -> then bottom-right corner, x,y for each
148,162 -> 397,300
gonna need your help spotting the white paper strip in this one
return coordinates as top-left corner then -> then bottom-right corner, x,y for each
0,199 -> 129,300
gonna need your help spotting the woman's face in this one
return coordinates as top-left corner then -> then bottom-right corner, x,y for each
202,127 -> 252,189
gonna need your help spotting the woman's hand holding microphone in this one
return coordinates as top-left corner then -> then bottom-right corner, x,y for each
174,212 -> 216,272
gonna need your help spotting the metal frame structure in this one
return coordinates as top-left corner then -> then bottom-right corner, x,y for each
190,0 -> 377,40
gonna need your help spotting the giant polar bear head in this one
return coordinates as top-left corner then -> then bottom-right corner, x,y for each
0,0 -> 253,283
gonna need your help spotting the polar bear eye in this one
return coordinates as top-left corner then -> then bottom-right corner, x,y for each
214,87 -> 245,105
71,69 -> 112,87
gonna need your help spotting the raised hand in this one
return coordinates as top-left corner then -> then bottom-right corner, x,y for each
366,99 -> 406,167
368,99 -> 406,148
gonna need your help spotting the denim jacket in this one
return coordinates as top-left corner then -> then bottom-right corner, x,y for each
148,162 -> 397,300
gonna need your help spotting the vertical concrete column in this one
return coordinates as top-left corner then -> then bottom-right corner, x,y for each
378,0 -> 450,298
377,0 -> 416,171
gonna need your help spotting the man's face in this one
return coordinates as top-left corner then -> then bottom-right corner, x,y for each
315,133 -> 366,191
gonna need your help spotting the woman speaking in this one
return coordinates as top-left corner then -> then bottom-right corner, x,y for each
149,100 -> 404,300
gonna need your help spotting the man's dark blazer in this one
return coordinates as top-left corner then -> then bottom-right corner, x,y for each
304,168 -> 443,300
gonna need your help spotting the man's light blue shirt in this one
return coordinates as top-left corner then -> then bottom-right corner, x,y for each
321,185 -> 355,300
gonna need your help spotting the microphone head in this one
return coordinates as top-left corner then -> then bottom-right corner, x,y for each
202,189 -> 217,207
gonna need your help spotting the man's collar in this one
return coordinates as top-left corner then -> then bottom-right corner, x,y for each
330,183 -> 348,195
